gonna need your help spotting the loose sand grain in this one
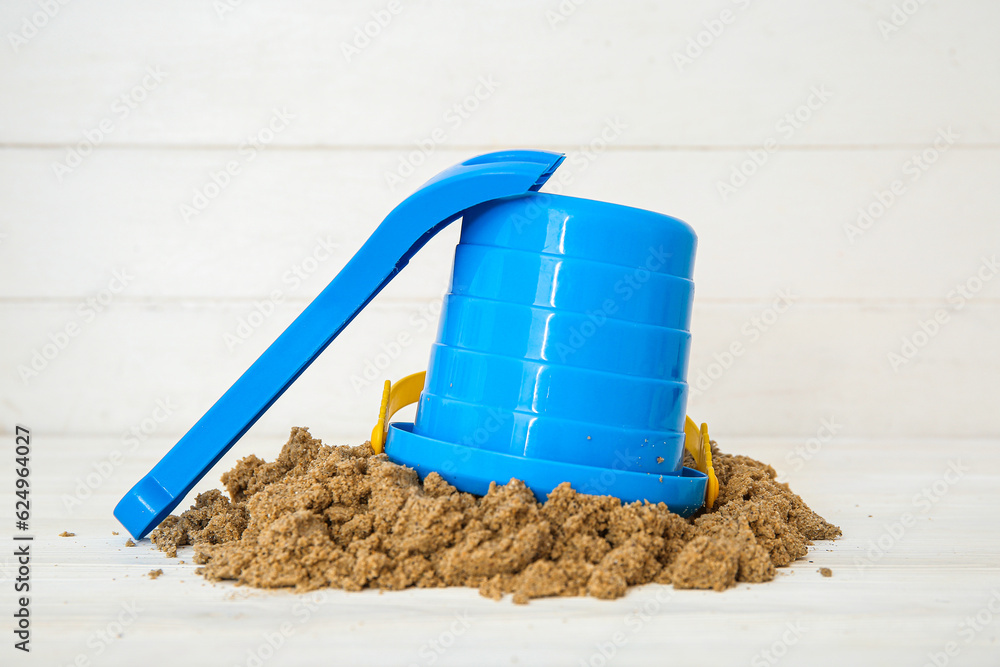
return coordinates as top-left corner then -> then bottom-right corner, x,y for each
151,428 -> 840,602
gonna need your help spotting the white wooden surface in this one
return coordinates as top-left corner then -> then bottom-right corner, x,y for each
4,434 -> 998,667
2,0 -> 999,664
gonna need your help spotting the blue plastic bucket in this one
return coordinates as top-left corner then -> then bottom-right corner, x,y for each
388,192 -> 706,513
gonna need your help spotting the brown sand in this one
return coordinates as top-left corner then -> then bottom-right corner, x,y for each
151,427 -> 839,603
148,569 -> 163,579
59,531 -> 75,537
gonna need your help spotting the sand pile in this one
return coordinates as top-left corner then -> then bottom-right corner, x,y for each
150,427 -> 839,603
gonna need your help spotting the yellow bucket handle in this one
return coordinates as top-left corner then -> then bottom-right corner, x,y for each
684,416 -> 718,508
370,371 -> 426,454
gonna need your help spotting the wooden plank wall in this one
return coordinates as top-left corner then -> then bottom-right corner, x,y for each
1,0 -> 997,445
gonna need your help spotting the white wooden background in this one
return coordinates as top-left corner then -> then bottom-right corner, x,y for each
1,1 -> 998,665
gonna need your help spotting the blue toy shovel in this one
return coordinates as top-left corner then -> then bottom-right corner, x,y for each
115,150 -> 716,540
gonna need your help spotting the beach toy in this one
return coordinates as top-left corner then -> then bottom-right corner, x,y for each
115,150 -> 716,540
